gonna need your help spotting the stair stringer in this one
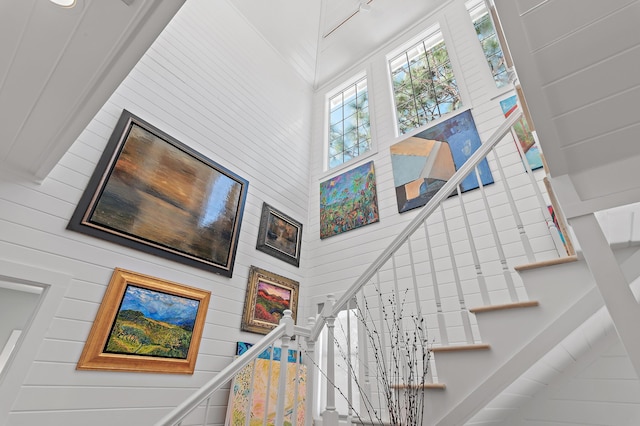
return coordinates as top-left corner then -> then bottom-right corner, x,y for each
427,258 -> 602,425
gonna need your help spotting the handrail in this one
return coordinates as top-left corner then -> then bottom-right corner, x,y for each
154,323 -> 288,425
310,109 -> 524,340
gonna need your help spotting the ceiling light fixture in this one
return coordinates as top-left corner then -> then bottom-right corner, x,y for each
49,0 -> 76,7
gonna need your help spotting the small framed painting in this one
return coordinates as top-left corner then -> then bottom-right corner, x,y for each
241,266 -> 299,335
256,203 -> 303,267
67,110 -> 249,277
76,268 -> 210,374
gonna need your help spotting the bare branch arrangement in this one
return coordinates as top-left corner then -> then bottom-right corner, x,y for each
328,286 -> 431,425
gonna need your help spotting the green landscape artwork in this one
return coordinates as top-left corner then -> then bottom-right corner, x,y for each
104,285 -> 200,359
319,160 -> 379,239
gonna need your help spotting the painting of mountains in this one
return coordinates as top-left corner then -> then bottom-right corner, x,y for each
104,285 -> 200,359
242,266 -> 299,334
254,280 -> 291,325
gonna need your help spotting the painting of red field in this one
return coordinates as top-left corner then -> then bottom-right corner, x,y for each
253,280 -> 291,325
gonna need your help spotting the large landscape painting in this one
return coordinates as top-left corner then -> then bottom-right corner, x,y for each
105,285 -> 199,359
76,268 -> 210,374
390,109 -> 493,213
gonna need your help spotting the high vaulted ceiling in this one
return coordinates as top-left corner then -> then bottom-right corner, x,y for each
233,0 -> 444,88
0,0 -> 442,181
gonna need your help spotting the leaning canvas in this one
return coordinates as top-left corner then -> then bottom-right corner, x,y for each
225,342 -> 306,426
390,109 -> 493,213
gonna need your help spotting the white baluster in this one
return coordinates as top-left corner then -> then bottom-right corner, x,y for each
275,310 -> 294,426
201,396 -> 211,426
263,344 -> 275,425
513,125 -> 565,257
490,148 -> 535,263
305,316 -> 317,426
322,295 -> 339,426
456,185 -> 490,305
440,204 -> 474,344
424,222 -> 449,346
475,167 -> 519,302
346,298 -> 354,424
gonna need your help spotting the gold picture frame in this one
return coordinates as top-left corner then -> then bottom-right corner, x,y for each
77,268 -> 210,374
241,266 -> 299,335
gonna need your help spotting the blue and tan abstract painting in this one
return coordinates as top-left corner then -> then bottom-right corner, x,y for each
391,109 -> 493,213
500,95 -> 543,171
320,161 -> 379,239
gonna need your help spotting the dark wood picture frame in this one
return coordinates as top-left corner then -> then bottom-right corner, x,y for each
256,203 -> 303,267
67,110 -> 249,277
76,268 -> 210,374
241,266 -> 299,335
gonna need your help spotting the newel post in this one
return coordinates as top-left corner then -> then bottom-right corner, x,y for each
275,309 -> 294,426
321,294 -> 339,426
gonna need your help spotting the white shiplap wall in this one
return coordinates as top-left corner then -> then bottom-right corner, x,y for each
0,0 -> 312,424
303,0 -> 558,321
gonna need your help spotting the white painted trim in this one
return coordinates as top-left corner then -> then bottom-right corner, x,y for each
0,330 -> 21,376
0,259 -> 71,426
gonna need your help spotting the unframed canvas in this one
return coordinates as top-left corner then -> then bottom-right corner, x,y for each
225,342 -> 306,426
390,109 -> 493,213
319,160 -> 379,239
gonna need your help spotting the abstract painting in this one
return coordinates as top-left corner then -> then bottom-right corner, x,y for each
226,342 -> 306,426
76,268 -> 210,374
500,95 -> 543,170
391,109 -> 493,213
68,110 -> 249,277
319,160 -> 379,239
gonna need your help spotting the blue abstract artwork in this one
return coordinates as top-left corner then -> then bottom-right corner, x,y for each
390,109 -> 493,213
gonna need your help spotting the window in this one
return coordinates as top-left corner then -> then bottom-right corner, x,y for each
467,0 -> 509,88
390,25 -> 462,135
328,77 -> 371,170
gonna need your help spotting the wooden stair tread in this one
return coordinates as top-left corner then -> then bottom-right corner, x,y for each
431,343 -> 490,352
469,300 -> 539,314
514,255 -> 578,271
391,383 -> 446,390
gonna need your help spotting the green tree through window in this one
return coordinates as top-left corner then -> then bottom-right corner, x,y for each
390,27 -> 462,135
467,0 -> 509,88
328,77 -> 371,169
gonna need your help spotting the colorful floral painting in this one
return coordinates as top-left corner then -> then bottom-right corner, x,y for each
390,109 -> 494,213
500,95 -> 543,170
320,160 -> 379,239
226,342 -> 306,426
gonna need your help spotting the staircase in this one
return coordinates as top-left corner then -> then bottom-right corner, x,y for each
153,104 -> 640,425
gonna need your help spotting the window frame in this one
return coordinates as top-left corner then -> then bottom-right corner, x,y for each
386,20 -> 468,138
465,0 -> 510,90
323,71 -> 376,174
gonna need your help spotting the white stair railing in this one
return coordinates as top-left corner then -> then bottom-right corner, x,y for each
158,107 -> 569,426
312,107 -> 569,424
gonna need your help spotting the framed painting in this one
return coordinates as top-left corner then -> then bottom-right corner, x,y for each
76,268 -> 210,374
256,203 -> 303,267
241,266 -> 299,335
225,342 -> 306,426
67,110 -> 249,277
390,109 -> 493,213
500,95 -> 543,171
319,160 -> 379,239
